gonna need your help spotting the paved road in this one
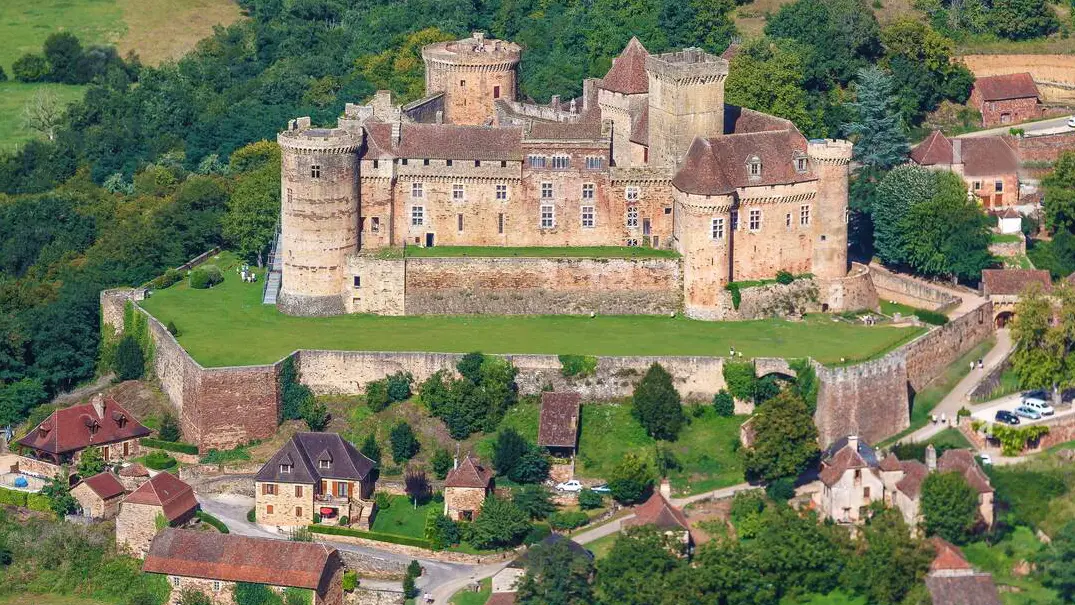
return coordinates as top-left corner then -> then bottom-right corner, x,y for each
957,114 -> 1075,138
199,494 -> 480,601
968,393 -> 1075,426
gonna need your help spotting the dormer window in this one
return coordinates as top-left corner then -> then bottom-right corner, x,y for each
795,156 -> 808,173
747,157 -> 761,177
319,459 -> 330,469
280,463 -> 293,473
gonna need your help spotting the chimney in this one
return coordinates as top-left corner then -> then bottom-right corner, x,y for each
473,31 -> 485,47
435,110 -> 443,124
952,139 -> 962,165
659,478 -> 671,499
91,394 -> 105,419
570,98 -> 577,114
926,444 -> 937,472
847,435 -> 859,455
392,121 -> 402,146
550,95 -> 560,108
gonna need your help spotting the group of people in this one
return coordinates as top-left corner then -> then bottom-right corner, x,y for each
238,264 -> 258,284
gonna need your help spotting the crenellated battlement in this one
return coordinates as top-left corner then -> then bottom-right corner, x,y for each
807,139 -> 854,164
645,48 -> 728,85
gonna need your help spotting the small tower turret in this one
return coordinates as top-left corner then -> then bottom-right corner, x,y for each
421,32 -> 521,125
807,139 -> 853,279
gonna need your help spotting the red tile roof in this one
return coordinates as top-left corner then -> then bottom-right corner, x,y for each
671,130 -> 814,196
16,394 -> 151,456
938,449 -> 993,494
973,73 -> 1039,102
623,492 -> 692,537
895,460 -> 929,498
125,472 -> 198,522
538,392 -> 581,448
911,130 -> 954,166
486,593 -> 517,605
961,136 -> 1018,177
629,105 -> 649,146
600,37 -> 649,95
144,528 -> 339,590
363,122 -> 524,161
925,573 -> 1002,605
445,455 -> 494,489
120,463 -> 149,477
981,269 -> 1052,296
527,121 -> 604,141
878,454 -> 902,472
79,472 -> 126,500
930,537 -> 973,572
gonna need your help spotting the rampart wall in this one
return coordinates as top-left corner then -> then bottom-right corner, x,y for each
960,54 -> 1075,104
869,264 -> 960,311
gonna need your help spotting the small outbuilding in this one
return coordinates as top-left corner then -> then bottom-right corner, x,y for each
71,472 -> 126,519
443,455 -> 494,521
116,472 -> 199,558
537,392 -> 581,457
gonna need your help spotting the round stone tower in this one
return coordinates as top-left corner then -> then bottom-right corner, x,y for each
807,139 -> 853,279
421,32 -> 521,125
674,191 -> 735,321
277,122 -> 362,316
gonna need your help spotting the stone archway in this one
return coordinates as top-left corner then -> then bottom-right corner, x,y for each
995,310 -> 1014,328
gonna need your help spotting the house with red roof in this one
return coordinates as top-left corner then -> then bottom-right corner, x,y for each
924,537 -> 1002,605
621,480 -> 693,554
969,72 -> 1041,127
980,268 -> 1053,327
14,393 -> 150,476
910,130 -> 1020,208
537,392 -> 581,457
70,472 -> 126,519
443,455 -> 495,521
143,528 -> 345,605
116,471 -> 199,558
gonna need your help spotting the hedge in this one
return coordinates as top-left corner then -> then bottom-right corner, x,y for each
140,438 -> 199,455
195,511 -> 230,533
914,309 -> 949,326
0,487 -> 51,513
308,524 -> 433,549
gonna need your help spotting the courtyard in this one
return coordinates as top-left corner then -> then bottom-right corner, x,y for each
138,252 -> 926,368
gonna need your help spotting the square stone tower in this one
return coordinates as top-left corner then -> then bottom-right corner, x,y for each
645,48 -> 729,168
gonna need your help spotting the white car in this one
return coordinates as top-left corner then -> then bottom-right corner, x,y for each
1022,391 -> 1055,416
1068,116 -> 1075,129
978,454 -> 992,466
555,480 -> 583,492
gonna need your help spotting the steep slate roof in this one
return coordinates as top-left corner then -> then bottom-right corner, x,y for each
623,492 -> 692,535
362,122 -> 524,161
444,455 -> 494,489
672,129 -> 814,196
79,472 -> 125,500
895,460 -> 929,498
16,395 -> 151,456
961,136 -> 1019,176
910,130 -> 954,166
125,472 -> 198,522
600,37 -> 650,95
981,269 -> 1052,296
538,392 -> 581,448
938,449 -> 993,494
144,528 -> 338,590
255,432 -> 375,484
973,73 -> 1039,102
819,437 -> 880,487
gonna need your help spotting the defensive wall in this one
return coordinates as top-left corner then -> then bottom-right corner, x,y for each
868,264 -> 960,312
959,54 -> 1075,104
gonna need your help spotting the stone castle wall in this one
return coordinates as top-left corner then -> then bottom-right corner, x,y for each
903,301 -> 993,392
868,264 -> 960,311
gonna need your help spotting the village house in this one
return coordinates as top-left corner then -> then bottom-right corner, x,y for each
980,268 -> 1052,328
254,432 -> 376,529
622,480 -> 693,555
815,437 -> 994,530
143,528 -> 345,605
443,455 -> 494,521
116,471 -> 199,558
14,393 -> 150,477
71,471 -> 126,519
970,73 -> 1041,128
537,392 -> 581,458
910,131 -> 1020,209
924,537 -> 1002,605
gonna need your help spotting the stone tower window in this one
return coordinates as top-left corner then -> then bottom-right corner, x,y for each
446,159 -> 453,167
746,157 -> 761,177
412,182 -> 423,198
552,155 -> 570,169
749,209 -> 762,231
731,210 -> 739,231
581,206 -> 595,228
496,184 -> 509,200
785,213 -> 792,228
586,156 -> 603,170
453,184 -> 465,200
474,160 -> 481,167
353,276 -> 361,288
711,218 -> 725,239
626,206 -> 639,228
625,186 -> 640,201
494,85 -> 501,99
371,217 -> 380,233
529,155 -> 546,169
310,165 -> 321,179
498,213 -> 505,234
424,159 -> 430,166
800,204 -> 811,226
457,214 -> 464,232
287,188 -> 292,203
411,206 -> 425,226
373,160 -> 379,169
582,183 -> 594,200
541,182 -> 553,199
540,204 -> 555,228
796,156 -> 808,173
460,80 -> 465,87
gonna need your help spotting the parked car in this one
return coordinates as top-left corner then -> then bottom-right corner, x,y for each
1068,116 -> 1075,129
1022,398 -> 1055,416
994,410 -> 1020,425
590,483 -> 611,494
1014,405 -> 1043,420
1022,390 -> 1049,405
555,480 -> 583,492
978,453 -> 993,466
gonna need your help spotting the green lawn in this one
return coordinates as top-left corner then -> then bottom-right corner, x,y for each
926,428 -> 973,451
991,233 -> 1024,245
575,403 -> 746,495
449,578 -> 491,605
0,597 -> 112,605
583,533 -> 618,559
0,1 -> 124,72
139,253 -> 924,367
370,495 -> 434,539
0,83 -> 87,152
404,245 -> 679,259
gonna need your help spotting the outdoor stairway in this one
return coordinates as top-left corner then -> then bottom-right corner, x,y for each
262,229 -> 283,305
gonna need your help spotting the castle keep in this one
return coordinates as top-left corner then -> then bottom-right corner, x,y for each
277,33 -> 854,319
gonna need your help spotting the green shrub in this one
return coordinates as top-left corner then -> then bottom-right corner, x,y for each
523,522 -> 552,545
342,570 -> 358,592
25,493 -> 51,513
247,508 -> 256,522
339,515 -> 349,526
189,264 -> 223,289
12,53 -> 49,82
722,363 -> 757,401
0,488 -> 28,507
402,575 -> 416,598
915,309 -> 949,326
775,270 -> 795,285
548,511 -> 589,531
765,477 -> 796,502
308,524 -> 433,549
199,445 -> 251,465
157,412 -> 182,443
407,559 -> 423,578
167,321 -> 180,336
365,379 -> 390,412
431,448 -> 453,479
386,371 -> 413,402
577,488 -> 604,510
195,511 -> 230,533
375,492 -> 392,510
114,335 -> 144,381
150,269 -> 183,290
141,437 -> 198,455
713,390 -> 735,416
559,354 -> 598,378
144,451 -> 177,470
725,283 -> 742,309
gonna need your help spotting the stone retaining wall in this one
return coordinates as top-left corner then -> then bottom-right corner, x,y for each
338,551 -> 407,580
315,532 -> 519,565
868,264 -> 960,311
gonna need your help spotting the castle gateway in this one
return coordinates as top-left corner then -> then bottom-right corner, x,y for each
277,33 -> 853,320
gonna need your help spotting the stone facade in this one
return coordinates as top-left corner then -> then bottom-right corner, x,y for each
116,501 -> 167,558
970,89 -> 1041,127
163,576 -> 236,605
444,486 -> 489,521
422,33 -> 521,126
1009,130 -> 1075,165
71,483 -> 124,519
868,264 -> 960,312
257,480 -> 315,526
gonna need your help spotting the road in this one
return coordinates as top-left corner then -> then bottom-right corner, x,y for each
957,114 -> 1074,138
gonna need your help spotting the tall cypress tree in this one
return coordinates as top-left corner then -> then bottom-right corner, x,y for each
843,66 -> 909,171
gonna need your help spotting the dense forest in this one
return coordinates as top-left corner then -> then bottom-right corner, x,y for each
0,0 -> 1067,427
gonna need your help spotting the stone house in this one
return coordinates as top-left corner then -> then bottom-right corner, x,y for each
997,206 -> 1022,234
621,480 -> 693,555
969,73 -> 1041,128
71,472 -> 126,519
924,537 -> 1002,605
15,393 -> 150,476
116,471 -> 199,558
980,268 -> 1052,328
443,455 -> 494,521
537,392 -> 581,458
142,528 -> 345,605
254,432 -> 376,529
816,436 -> 887,525
910,131 -> 1020,209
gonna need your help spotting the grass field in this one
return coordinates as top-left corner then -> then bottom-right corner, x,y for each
404,245 -> 679,259
449,578 -> 491,605
0,83 -> 88,152
370,495 -> 434,538
139,253 -> 924,367
963,526 -> 1060,605
0,596 -> 110,605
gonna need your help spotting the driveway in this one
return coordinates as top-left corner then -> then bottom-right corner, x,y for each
199,494 -> 482,601
957,114 -> 1075,138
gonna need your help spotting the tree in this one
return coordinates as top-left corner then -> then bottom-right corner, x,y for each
405,467 -> 430,504
514,484 -> 556,520
457,352 -> 485,384
301,398 -> 330,431
493,427 -> 528,475
789,358 -> 819,413
901,171 -> 993,283
222,164 -> 279,267
742,390 -> 820,482
989,0 -> 1060,40
846,508 -> 934,605
872,164 -> 936,266
113,335 -> 144,381
713,390 -> 735,417
41,471 -> 77,518
0,377 -> 47,426
22,89 -> 65,142
43,32 -> 84,83
921,471 -> 980,543
425,509 -> 461,550
431,447 -> 453,479
11,53 -> 50,82
360,433 -> 382,466
595,528 -> 682,605
722,362 -> 756,401
158,412 -> 181,442
1043,152 -> 1075,235
516,537 -> 595,605
725,38 -> 819,134
765,0 -> 882,89
577,488 -> 603,510
390,421 -> 420,463
1011,283 -> 1075,393
608,452 -> 654,505
508,446 -> 550,484
77,446 -> 106,478
1040,520 -> 1075,602
356,27 -> 456,103
843,66 -> 909,171
688,0 -> 737,55
631,363 -> 685,441
467,496 -> 532,550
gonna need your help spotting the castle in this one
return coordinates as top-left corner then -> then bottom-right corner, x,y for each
276,33 -> 854,319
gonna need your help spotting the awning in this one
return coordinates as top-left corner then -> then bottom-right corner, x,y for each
320,507 -> 336,516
